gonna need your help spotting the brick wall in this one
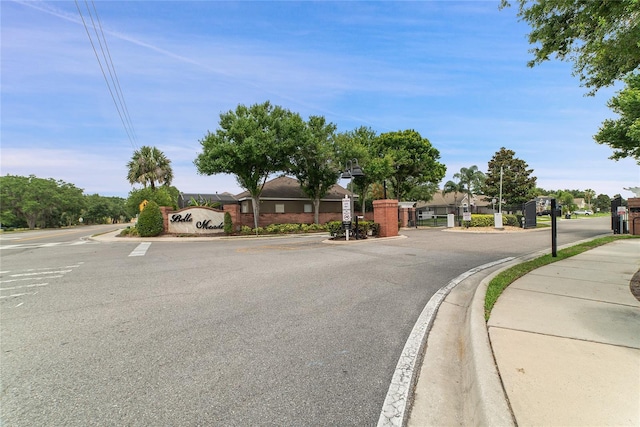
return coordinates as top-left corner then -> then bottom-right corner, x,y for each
374,199 -> 398,237
163,204 -> 376,232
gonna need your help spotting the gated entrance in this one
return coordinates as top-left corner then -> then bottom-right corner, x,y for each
611,196 -> 628,234
523,200 -> 537,229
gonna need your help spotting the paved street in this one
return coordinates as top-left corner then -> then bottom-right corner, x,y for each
0,218 -> 611,426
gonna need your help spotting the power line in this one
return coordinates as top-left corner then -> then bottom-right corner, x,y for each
75,0 -> 137,149
89,0 -> 138,145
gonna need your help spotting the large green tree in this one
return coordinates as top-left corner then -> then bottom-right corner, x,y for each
504,0 -> 640,94
83,195 -> 128,224
594,193 -> 612,213
288,116 -> 339,224
125,186 -> 178,219
0,175 -> 84,229
483,147 -> 537,208
127,146 -> 174,190
376,130 -> 446,202
594,73 -> 640,163
334,126 -> 393,215
194,101 -> 305,229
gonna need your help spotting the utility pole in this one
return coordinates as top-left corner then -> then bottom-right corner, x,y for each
498,166 -> 503,213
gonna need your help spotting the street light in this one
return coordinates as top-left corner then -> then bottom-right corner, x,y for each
341,159 -> 365,239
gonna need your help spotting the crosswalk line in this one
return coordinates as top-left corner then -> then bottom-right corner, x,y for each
129,242 -> 151,257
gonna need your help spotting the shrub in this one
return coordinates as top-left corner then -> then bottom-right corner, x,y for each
136,200 -> 164,237
118,226 -> 139,237
468,214 -> 519,227
504,214 -> 518,226
469,215 -> 494,227
359,220 -> 379,236
223,212 -> 233,235
326,221 -> 343,237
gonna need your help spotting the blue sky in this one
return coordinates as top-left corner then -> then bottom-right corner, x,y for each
2,0 -> 638,199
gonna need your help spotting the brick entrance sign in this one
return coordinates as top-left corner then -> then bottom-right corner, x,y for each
374,199 -> 399,238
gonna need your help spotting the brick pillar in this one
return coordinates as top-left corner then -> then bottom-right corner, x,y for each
159,206 -> 173,233
374,199 -> 399,238
628,198 -> 640,235
224,204 -> 241,231
399,208 -> 408,228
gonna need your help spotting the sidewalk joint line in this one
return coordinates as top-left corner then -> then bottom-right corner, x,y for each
488,326 -> 640,350
508,287 -> 640,308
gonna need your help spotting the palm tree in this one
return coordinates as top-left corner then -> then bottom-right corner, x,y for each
453,165 -> 486,212
442,180 -> 464,217
126,146 -> 173,190
584,188 -> 596,211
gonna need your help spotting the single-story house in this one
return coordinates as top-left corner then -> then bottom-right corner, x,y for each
416,191 -> 493,216
230,175 -> 358,226
235,175 -> 354,215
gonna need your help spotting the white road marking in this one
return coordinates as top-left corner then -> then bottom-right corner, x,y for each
0,242 -> 94,250
0,291 -> 39,299
9,270 -> 71,277
0,283 -> 49,291
129,242 -> 151,257
0,275 -> 63,283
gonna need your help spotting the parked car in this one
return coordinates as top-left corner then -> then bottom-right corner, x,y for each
573,210 -> 593,215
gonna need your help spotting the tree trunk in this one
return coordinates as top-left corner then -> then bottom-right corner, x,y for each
251,196 -> 260,231
26,214 -> 37,230
313,197 -> 320,224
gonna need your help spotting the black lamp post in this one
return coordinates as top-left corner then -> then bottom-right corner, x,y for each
341,159 -> 365,239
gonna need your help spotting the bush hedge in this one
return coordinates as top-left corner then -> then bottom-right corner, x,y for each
326,220 -> 379,238
239,222 -> 328,236
468,214 -> 519,227
136,200 -> 164,237
236,221 -> 379,237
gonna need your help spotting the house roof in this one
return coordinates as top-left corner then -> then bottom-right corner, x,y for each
178,192 -> 238,203
416,191 -> 490,208
235,175 -> 352,201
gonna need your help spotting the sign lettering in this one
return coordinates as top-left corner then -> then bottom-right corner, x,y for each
167,207 -> 226,234
196,219 -> 224,230
170,213 -> 193,223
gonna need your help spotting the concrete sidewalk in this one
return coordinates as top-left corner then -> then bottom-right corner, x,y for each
488,239 -> 640,426
407,238 -> 639,427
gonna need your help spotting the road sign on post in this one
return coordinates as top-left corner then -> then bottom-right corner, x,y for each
342,195 -> 352,240
342,196 -> 351,222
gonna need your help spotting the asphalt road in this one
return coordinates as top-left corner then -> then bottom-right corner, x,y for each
0,218 -> 612,426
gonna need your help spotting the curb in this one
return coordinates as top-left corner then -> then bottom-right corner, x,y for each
460,237 -> 609,426
377,258 -> 514,427
465,267 -> 517,426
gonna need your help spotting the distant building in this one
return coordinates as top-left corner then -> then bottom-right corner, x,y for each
416,191 -> 492,216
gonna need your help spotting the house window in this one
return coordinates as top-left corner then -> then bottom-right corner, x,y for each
275,204 -> 285,213
304,204 -> 312,213
241,201 -> 249,213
